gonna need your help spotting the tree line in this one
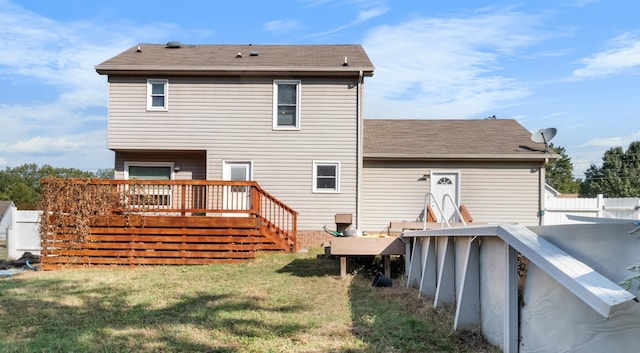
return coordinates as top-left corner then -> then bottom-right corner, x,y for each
546,141 -> 640,198
0,164 -> 113,209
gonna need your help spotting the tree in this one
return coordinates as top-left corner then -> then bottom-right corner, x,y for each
0,164 -> 111,209
545,143 -> 580,194
579,141 -> 640,197
95,168 -> 115,179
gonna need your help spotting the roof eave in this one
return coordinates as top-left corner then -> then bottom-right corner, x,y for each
95,65 -> 375,77
364,153 -> 558,162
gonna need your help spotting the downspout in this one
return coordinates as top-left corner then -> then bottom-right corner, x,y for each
356,70 -> 364,231
539,157 -> 548,225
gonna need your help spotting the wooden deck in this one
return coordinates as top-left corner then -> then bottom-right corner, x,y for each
40,179 -> 297,269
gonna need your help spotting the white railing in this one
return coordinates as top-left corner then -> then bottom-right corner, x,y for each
422,192 -> 467,230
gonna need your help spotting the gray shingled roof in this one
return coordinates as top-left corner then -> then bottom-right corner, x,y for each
95,43 -> 374,76
364,119 -> 556,161
0,201 -> 13,217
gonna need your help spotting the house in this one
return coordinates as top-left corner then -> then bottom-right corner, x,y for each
95,43 -> 374,248
361,119 -> 556,232
95,43 -> 555,248
0,200 -> 14,242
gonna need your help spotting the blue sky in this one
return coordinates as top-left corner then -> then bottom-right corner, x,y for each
0,0 -> 639,177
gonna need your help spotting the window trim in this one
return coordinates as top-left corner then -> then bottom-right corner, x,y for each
124,161 -> 174,207
147,79 -> 169,111
273,80 -> 301,130
124,161 -> 175,180
312,161 -> 340,193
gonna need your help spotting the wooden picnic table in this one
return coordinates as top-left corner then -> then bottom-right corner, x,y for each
330,236 -> 405,278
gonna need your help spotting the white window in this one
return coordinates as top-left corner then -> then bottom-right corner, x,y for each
124,162 -> 174,206
313,161 -> 340,193
147,79 -> 168,110
273,80 -> 301,130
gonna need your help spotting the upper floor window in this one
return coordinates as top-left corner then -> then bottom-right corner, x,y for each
313,161 -> 340,193
147,79 -> 168,111
273,80 -> 300,130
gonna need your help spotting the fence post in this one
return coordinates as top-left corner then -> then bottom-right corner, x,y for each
596,194 -> 604,218
6,205 -> 16,259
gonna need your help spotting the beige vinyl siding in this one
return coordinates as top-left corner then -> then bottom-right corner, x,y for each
459,162 -> 540,226
361,160 -> 542,232
108,76 -> 359,231
361,161 -> 431,233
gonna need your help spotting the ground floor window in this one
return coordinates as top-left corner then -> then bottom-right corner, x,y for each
124,162 -> 174,206
313,161 -> 340,193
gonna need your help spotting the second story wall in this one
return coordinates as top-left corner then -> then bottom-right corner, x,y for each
107,76 -> 359,151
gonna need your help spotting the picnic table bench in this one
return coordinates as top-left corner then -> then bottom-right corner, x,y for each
330,236 -> 405,278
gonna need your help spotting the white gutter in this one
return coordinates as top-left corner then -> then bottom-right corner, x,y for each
539,159 -> 547,225
356,70 -> 363,231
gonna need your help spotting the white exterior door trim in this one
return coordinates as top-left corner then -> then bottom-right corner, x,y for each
430,171 -> 461,222
222,161 -> 253,214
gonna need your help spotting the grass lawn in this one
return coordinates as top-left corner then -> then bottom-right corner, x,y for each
0,249 -> 498,353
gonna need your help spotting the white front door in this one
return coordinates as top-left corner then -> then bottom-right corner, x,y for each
430,172 -> 460,222
223,161 -> 252,213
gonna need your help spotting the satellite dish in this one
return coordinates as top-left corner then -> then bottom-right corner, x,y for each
531,127 -> 557,153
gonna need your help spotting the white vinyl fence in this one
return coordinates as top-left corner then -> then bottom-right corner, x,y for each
543,194 -> 640,225
5,207 -> 42,259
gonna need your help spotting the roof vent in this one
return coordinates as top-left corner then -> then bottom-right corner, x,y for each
236,52 -> 242,58
165,41 -> 182,48
343,56 -> 349,66
250,51 -> 259,56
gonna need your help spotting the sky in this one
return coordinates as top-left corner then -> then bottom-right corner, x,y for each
0,0 -> 639,178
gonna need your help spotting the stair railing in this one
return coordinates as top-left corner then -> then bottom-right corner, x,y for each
441,194 -> 467,227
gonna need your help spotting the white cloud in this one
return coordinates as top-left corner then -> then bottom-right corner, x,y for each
356,6 -> 389,23
567,0 -> 599,7
582,131 -> 640,148
541,112 -> 570,120
572,33 -> 640,79
310,5 -> 389,37
363,10 -> 546,118
7,136 -> 85,153
0,1 -> 184,169
263,20 -> 302,35
0,157 -> 6,166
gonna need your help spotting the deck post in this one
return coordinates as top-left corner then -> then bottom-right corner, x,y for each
251,186 -> 261,216
181,184 -> 186,216
291,213 -> 298,252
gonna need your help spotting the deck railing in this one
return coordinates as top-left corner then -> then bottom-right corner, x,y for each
65,179 -> 297,249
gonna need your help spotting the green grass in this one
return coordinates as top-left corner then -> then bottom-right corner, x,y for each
0,250 -> 498,353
